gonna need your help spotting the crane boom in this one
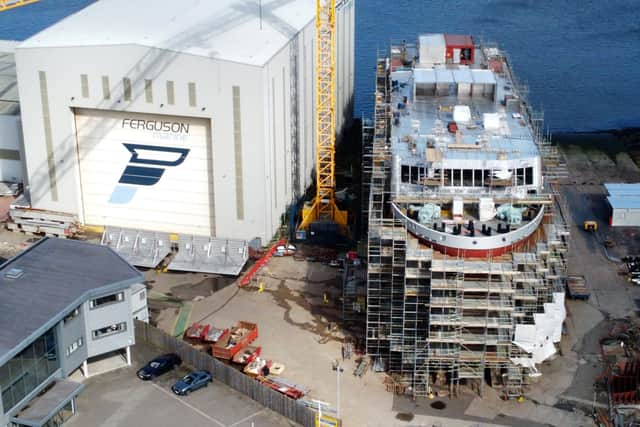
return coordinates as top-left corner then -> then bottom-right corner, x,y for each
297,0 -> 347,234
0,0 -> 40,12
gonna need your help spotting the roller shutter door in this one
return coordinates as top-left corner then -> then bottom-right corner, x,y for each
74,109 -> 214,235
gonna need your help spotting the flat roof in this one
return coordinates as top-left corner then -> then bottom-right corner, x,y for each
390,66 -> 539,163
13,379 -> 84,426
18,0 -> 317,66
444,34 -> 474,47
452,68 -> 473,84
471,69 -> 497,85
608,196 -> 640,210
605,183 -> 640,197
0,40 -> 18,115
0,238 -> 142,359
414,68 -> 436,84
419,34 -> 445,48
435,68 -> 454,83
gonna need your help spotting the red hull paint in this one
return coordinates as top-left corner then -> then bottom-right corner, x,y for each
416,236 -> 528,258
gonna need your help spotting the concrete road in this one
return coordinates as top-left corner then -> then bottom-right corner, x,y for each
66,344 -> 297,427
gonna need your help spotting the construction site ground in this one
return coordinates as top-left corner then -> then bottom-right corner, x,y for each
126,143 -> 640,427
143,254 -> 591,427
0,144 -> 638,426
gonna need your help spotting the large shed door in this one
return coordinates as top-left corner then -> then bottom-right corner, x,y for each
74,109 -> 214,235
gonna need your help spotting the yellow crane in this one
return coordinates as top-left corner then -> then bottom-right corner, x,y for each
297,0 -> 347,236
0,0 -> 40,12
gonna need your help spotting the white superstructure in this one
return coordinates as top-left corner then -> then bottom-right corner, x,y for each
15,0 -> 355,243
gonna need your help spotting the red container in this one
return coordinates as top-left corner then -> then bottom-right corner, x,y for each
183,323 -> 210,342
444,34 -> 474,65
212,321 -> 258,360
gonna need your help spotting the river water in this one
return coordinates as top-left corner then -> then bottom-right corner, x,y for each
1,0 -> 638,132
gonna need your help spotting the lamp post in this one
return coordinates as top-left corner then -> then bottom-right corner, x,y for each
336,364 -> 344,420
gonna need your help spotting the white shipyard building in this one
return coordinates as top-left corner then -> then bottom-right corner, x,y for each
14,0 -> 355,244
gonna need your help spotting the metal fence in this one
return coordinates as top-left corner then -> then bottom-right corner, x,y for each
134,320 -> 316,426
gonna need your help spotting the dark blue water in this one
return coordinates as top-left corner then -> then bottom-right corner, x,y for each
355,0 -> 640,132
1,0 -> 639,132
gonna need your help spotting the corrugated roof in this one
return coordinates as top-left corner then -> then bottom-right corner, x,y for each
0,238 -> 142,359
452,68 -> 473,84
13,380 -> 84,425
435,68 -> 454,83
607,196 -> 640,210
414,68 -> 436,84
0,40 -> 18,115
471,69 -> 497,85
605,183 -> 640,197
18,0 -> 316,66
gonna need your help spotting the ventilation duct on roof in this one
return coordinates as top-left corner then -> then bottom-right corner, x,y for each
4,268 -> 24,279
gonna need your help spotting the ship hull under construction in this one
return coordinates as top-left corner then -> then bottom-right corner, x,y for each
363,34 -> 569,400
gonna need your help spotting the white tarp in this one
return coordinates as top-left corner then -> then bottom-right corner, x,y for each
483,113 -> 501,130
419,34 -> 446,65
513,292 -> 566,365
453,105 -> 472,123
452,198 -> 464,217
479,197 -> 495,221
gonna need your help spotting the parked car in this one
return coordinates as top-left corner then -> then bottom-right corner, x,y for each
171,370 -> 213,395
137,353 -> 182,380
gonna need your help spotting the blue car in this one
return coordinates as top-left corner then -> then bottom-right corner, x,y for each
171,370 -> 212,395
137,353 -> 182,380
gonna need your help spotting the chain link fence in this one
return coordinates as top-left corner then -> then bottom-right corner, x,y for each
134,320 -> 315,426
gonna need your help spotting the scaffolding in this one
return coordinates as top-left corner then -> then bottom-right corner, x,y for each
366,55 -> 393,364
364,43 -> 570,400
342,258 -> 367,328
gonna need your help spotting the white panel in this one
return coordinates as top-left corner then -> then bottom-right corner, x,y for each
0,115 -> 23,182
75,109 -> 212,235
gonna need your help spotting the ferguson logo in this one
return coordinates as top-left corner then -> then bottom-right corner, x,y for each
109,143 -> 190,204
122,118 -> 190,134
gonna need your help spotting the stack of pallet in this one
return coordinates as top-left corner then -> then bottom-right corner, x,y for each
7,197 -> 79,238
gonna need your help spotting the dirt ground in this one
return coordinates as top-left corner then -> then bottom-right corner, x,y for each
0,140 -> 637,426
139,143 -> 640,426
553,143 -> 640,419
143,253 -> 593,427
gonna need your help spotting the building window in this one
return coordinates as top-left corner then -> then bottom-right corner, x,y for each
89,292 -> 124,310
80,74 -> 89,98
145,79 -> 153,103
139,290 -> 146,301
102,76 -> 111,100
166,80 -> 175,105
188,82 -> 197,107
66,338 -> 84,357
401,165 -> 410,183
92,322 -> 127,340
453,169 -> 461,186
0,328 -> 58,412
525,167 -> 534,185
91,322 -> 127,340
123,77 -> 132,101
63,307 -> 80,324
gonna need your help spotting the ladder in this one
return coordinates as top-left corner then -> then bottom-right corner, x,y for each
0,0 -> 39,11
